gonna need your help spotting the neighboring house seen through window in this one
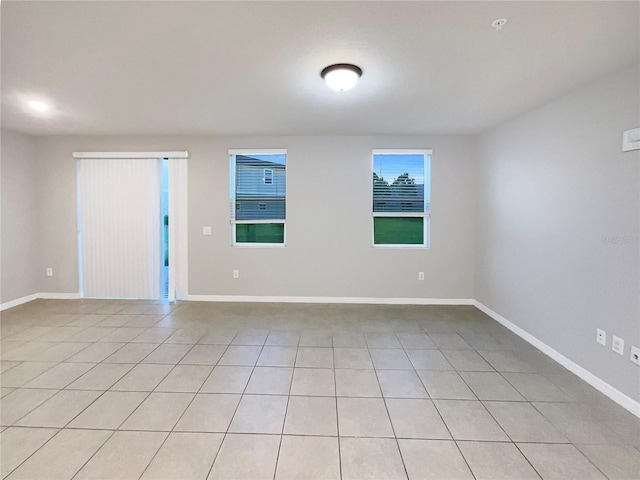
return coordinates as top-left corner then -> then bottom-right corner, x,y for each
230,150 -> 286,245
372,150 -> 431,247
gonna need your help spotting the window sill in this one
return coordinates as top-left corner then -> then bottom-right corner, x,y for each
232,243 -> 286,248
372,244 -> 429,249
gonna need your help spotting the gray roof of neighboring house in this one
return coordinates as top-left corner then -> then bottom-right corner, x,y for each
236,155 -> 285,169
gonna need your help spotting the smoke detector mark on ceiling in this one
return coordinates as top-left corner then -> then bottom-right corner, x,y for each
491,18 -> 507,31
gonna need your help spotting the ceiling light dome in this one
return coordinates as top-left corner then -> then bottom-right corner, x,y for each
321,64 -> 363,92
28,100 -> 49,111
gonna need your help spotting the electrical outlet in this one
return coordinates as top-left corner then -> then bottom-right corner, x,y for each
630,346 -> 640,366
596,328 -> 606,346
418,272 -> 425,281
233,270 -> 239,279
46,268 -> 53,277
203,226 -> 212,235
612,335 -> 624,355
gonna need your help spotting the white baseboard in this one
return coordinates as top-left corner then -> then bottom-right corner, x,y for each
0,292 -> 81,311
474,300 -> 640,419
38,292 -> 81,300
187,295 -> 475,305
0,293 -> 39,311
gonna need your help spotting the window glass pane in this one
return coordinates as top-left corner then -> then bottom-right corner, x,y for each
373,154 -> 426,213
235,154 -> 286,221
373,217 -> 424,245
236,223 -> 285,244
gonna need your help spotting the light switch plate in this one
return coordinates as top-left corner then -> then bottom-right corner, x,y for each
612,335 -> 624,355
203,226 -> 212,235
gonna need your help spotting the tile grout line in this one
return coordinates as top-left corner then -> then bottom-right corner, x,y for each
332,340 -> 344,480
272,335 -> 300,480
135,334 -> 229,480
204,330 -> 267,480
27,314 -> 184,479
369,330 -> 410,480
420,326 -> 488,480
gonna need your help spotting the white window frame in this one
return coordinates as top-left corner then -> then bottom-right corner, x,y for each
372,149 -> 432,249
263,168 -> 273,185
229,149 -> 286,248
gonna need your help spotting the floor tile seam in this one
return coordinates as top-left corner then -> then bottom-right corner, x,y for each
165,340 -> 237,437
4,400 -> 117,480
5,380 -> 105,428
370,358 -> 411,480
527,400 -> 592,444
224,340 -> 268,435
331,347 -> 344,480
70,334 -> 189,393
73,387 -> 149,431
135,419 -> 178,480
0,426 -> 58,477
508,438 -> 551,479
22,362 -> 102,391
529,443 -> 619,479
571,443 -> 638,479
435,364 -> 481,402
34,342 -> 103,363
479,396 -> 562,452
71,343 -> 184,431
271,340 -> 299,480
204,337 -> 272,480
539,371 -> 598,405
62,428 -> 120,480
0,361 -> 25,376
497,370 -> 561,403
420,380 -> 477,479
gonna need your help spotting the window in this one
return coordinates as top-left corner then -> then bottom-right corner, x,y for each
372,150 -> 431,247
230,150 -> 286,245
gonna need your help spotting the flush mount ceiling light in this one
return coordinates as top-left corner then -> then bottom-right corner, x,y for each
28,100 -> 49,111
321,64 -> 363,92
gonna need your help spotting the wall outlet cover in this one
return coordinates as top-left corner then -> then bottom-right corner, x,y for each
630,345 -> 640,366
596,328 -> 606,346
622,127 -> 640,152
612,335 -> 624,355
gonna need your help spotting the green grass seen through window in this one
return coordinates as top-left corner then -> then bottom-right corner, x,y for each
236,223 -> 284,244
374,217 -> 424,245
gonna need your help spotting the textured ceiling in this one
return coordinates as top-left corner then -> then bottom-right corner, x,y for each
2,1 -> 638,136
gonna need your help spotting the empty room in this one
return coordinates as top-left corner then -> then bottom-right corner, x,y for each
1,1 -> 639,479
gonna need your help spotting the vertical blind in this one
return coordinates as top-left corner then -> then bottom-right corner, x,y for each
79,158 -> 161,299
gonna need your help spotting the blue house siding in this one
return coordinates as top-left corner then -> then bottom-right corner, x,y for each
235,157 -> 286,220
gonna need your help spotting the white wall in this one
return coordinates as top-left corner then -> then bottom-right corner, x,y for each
476,66 -> 640,402
34,134 -> 477,300
1,129 -> 40,304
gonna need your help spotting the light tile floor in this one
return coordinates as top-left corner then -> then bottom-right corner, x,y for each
1,299 -> 639,479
